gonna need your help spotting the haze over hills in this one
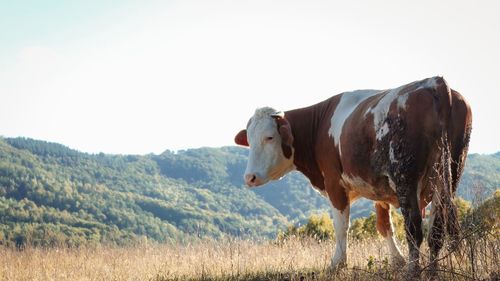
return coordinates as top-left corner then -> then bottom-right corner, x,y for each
0,137 -> 498,246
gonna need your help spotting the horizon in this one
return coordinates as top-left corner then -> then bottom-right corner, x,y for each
2,135 -> 499,157
1,1 -> 499,155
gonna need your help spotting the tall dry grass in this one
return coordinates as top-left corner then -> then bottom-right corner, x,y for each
0,238 -> 386,281
0,235 -> 497,281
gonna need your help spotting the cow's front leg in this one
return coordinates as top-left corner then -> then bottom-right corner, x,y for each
324,174 -> 350,270
331,204 -> 350,269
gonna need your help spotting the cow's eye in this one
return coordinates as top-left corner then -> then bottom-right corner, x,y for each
265,136 -> 274,141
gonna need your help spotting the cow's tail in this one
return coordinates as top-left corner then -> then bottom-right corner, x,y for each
439,133 -> 461,248
432,77 -> 460,249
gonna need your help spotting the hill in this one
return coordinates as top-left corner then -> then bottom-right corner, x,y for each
0,137 -> 498,246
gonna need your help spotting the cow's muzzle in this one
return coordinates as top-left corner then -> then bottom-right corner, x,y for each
244,173 -> 264,187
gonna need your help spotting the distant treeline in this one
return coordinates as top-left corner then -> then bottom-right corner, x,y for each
0,137 -> 498,247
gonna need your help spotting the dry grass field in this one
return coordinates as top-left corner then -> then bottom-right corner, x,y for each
0,235 -> 498,281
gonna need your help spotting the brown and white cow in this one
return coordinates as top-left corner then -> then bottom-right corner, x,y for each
234,77 -> 472,277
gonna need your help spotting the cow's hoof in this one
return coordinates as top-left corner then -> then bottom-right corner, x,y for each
328,260 -> 347,274
424,272 -> 440,281
391,255 -> 406,268
405,263 -> 421,280
424,261 -> 440,281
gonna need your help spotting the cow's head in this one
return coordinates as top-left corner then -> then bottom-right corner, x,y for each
234,107 -> 295,187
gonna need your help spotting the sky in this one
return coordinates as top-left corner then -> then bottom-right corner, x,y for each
0,0 -> 499,155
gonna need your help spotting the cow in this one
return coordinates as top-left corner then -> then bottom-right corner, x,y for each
234,77 -> 472,278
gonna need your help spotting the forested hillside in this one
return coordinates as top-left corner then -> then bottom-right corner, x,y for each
0,137 -> 498,247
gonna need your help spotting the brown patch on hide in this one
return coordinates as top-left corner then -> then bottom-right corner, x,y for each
375,202 -> 391,237
272,116 -> 294,159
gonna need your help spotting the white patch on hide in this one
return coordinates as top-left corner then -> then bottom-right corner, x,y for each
341,174 -> 399,206
387,175 -> 397,193
397,93 -> 409,110
366,86 -> 405,137
389,141 -> 398,164
416,76 -> 439,91
340,174 -> 375,193
329,90 -> 379,156
331,206 -> 350,268
376,122 -> 389,140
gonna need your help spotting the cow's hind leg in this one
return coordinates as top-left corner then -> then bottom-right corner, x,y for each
397,186 -> 423,278
389,127 -> 424,277
427,194 -> 444,278
390,153 -> 423,277
375,202 -> 405,266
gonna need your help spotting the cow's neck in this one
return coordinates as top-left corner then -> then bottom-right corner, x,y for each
285,100 -> 331,190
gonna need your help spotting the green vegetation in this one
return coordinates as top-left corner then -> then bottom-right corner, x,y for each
278,209 -> 406,242
0,137 -> 498,247
281,191 -> 499,243
0,138 -> 288,246
461,189 -> 500,236
277,213 -> 334,242
460,152 -> 500,200
350,209 -> 406,241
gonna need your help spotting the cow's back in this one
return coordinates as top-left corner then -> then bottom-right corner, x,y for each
333,77 -> 457,205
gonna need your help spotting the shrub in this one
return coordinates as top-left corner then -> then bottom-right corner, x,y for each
277,213 -> 334,242
350,209 -> 405,241
461,189 -> 500,236
278,209 -> 408,242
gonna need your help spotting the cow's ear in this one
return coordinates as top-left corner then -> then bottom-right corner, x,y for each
234,129 -> 249,146
276,118 -> 294,159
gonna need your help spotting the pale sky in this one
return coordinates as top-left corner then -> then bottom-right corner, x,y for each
1,0 -> 499,155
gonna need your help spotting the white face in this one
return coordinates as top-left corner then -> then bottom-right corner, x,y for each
243,108 -> 295,187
